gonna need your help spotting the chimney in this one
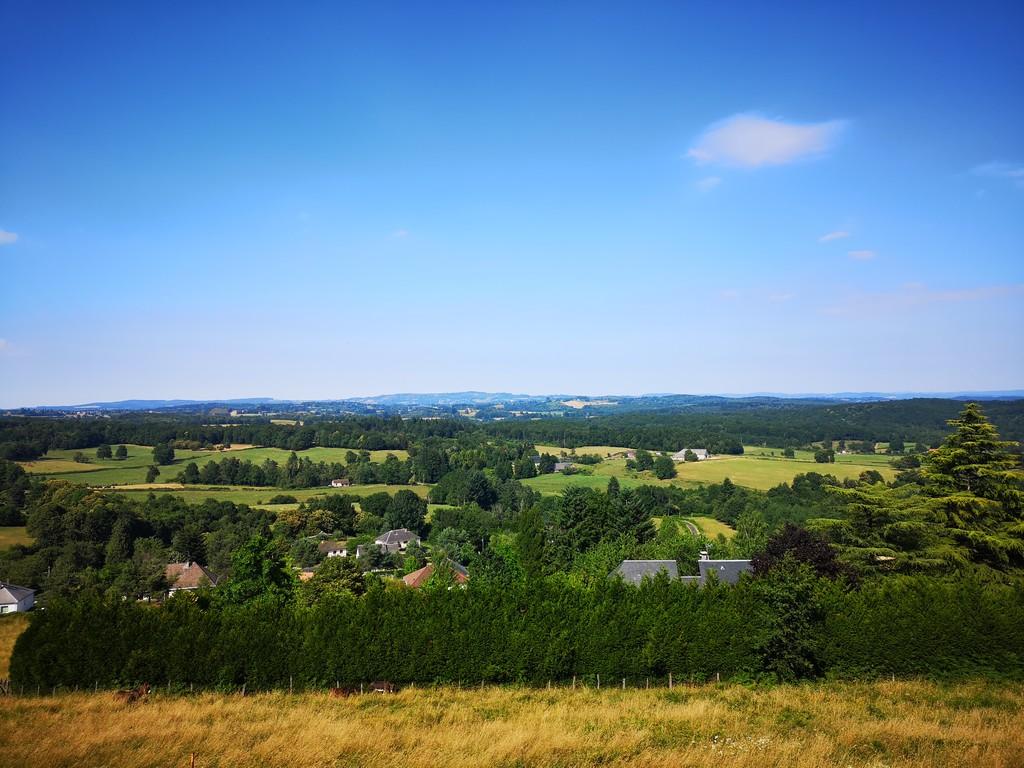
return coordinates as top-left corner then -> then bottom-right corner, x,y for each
699,550 -> 709,561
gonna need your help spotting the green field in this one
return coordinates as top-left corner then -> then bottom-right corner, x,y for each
105,483 -> 430,507
524,446 -> 897,494
0,527 -> 33,550
20,445 -> 409,486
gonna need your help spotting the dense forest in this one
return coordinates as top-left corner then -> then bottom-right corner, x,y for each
4,397 -> 1022,462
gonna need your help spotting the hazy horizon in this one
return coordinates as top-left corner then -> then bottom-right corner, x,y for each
2,3 -> 1022,407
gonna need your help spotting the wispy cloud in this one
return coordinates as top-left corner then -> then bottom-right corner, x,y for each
0,229 -> 18,245
824,283 -> 1024,315
768,292 -> 795,303
695,176 -> 721,192
848,249 -> 877,261
718,289 -> 740,301
687,113 -> 845,168
972,162 -> 1024,188
390,228 -> 410,239
819,230 -> 850,243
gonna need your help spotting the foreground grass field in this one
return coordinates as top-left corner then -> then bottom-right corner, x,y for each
0,680 -> 1019,767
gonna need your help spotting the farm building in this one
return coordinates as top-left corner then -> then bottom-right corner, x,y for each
164,561 -> 218,595
403,561 -> 469,589
330,478 -> 351,488
375,528 -> 421,554
554,461 -> 574,472
671,448 -> 709,462
0,582 -> 35,613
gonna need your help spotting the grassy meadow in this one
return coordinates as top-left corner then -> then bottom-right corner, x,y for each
0,527 -> 33,551
0,679 -> 1020,768
104,483 -> 430,507
524,446 -> 897,495
19,445 -> 410,487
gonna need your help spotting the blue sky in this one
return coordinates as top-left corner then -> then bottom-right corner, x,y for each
1,1 -> 1022,406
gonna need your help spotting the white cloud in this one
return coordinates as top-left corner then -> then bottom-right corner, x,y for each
687,113 -> 845,168
848,249 -> 877,261
695,176 -> 722,192
0,229 -> 18,245
391,228 -> 410,239
718,289 -> 740,300
972,162 -> 1024,187
824,283 -> 1024,315
819,230 -> 850,243
768,292 -> 795,303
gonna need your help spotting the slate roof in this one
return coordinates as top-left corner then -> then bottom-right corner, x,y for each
0,582 -> 35,604
613,560 -> 679,585
402,561 -> 469,588
697,559 -> 751,585
165,562 -> 217,591
376,528 -> 420,547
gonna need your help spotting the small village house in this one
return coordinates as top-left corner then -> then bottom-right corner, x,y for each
0,582 -> 35,613
164,562 -> 218,595
403,561 -> 469,588
318,540 -> 350,558
330,478 -> 351,488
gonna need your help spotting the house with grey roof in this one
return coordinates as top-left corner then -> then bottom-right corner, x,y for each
613,560 -> 679,585
0,582 -> 35,613
697,557 -> 751,585
612,552 -> 751,587
375,528 -> 421,554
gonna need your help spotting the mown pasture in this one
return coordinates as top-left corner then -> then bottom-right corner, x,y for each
19,445 -> 409,486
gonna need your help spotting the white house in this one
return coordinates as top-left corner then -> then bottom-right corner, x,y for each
671,448 -> 709,462
318,539 -> 350,558
0,582 -> 36,613
330,478 -> 351,488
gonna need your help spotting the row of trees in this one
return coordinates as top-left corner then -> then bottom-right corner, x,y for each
12,568 -> 1023,689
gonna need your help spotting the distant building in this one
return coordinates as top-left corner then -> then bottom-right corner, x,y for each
298,567 -> 316,582
612,552 -> 750,587
318,540 -> 350,558
554,461 -> 573,472
375,528 -> 421,554
165,562 -> 218,595
330,478 -> 351,488
402,561 -> 469,589
671,448 -> 709,462
0,582 -> 35,613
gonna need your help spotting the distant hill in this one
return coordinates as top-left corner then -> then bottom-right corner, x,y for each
15,390 -> 1024,413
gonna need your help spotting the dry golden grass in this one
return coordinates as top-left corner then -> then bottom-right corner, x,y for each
0,680 -> 1020,767
0,613 -> 28,677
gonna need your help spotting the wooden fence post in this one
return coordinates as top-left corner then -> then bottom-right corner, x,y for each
572,676 -> 576,690
669,673 -> 673,689
597,674 -> 600,689
621,678 -> 625,690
